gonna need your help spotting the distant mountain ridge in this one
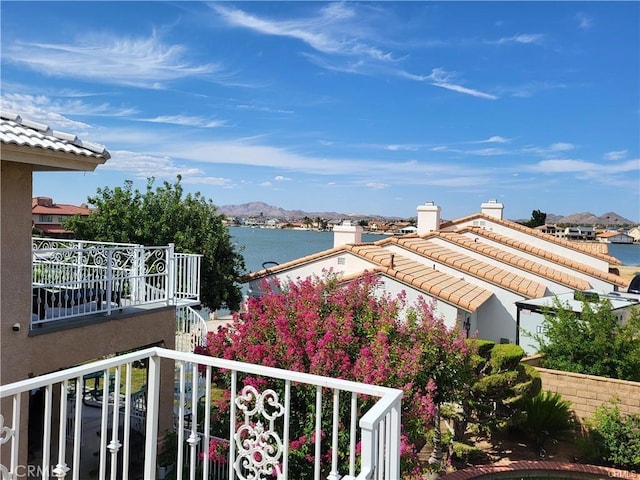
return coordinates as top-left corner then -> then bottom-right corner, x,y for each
219,202 -> 637,226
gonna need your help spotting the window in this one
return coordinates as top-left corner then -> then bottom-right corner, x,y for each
39,215 -> 53,223
337,257 -> 346,266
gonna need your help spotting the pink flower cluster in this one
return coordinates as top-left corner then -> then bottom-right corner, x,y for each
198,271 -> 472,478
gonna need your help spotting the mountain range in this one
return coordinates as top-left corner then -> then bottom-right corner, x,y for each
218,202 -> 638,226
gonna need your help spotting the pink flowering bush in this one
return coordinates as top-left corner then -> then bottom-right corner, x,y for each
197,271 -> 473,478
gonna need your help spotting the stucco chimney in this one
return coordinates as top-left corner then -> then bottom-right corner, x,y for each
417,201 -> 441,235
481,199 -> 504,220
333,220 -> 363,248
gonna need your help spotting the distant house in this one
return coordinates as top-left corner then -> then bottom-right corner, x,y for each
560,226 -> 596,241
245,200 -> 628,355
627,226 -> 640,244
597,230 -> 635,244
31,196 -> 91,238
535,224 -> 559,237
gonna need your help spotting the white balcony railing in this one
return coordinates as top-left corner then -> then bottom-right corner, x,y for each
31,238 -> 202,329
0,347 -> 402,480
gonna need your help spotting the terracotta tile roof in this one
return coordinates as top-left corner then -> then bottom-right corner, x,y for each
453,227 -> 628,288
244,243 -> 493,311
346,244 -> 493,311
32,203 -> 91,216
0,112 -> 110,159
441,213 -> 621,265
422,232 -> 592,291
376,237 -> 548,298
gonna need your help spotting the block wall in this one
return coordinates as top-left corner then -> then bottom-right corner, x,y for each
530,364 -> 640,422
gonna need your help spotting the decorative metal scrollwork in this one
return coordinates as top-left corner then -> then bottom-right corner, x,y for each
0,414 -> 14,445
234,386 -> 285,480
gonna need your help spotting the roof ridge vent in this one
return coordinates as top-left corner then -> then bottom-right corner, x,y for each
21,118 -> 51,134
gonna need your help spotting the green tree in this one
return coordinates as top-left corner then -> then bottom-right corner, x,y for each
534,297 -> 640,381
455,340 -> 541,437
64,176 -> 245,311
521,209 -> 547,228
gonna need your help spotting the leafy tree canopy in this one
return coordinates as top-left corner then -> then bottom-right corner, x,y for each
521,209 -> 547,228
534,297 -> 640,381
64,176 -> 245,311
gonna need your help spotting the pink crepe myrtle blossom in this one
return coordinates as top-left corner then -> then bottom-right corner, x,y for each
200,271 -> 472,478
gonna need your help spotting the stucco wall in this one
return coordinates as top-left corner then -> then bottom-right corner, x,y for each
1,161 -> 34,386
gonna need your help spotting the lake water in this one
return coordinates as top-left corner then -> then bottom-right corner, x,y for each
230,227 -> 640,273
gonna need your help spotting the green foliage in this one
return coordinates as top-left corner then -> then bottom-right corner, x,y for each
580,401 -> 640,470
534,297 -> 640,381
519,391 -> 575,451
520,209 -> 547,228
489,343 -> 525,372
450,441 -> 486,465
63,177 -> 245,310
464,342 -> 541,432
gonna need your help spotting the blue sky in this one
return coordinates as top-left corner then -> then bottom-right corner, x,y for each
1,1 -> 639,221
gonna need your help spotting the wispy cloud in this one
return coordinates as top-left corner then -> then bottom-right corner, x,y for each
139,115 -> 228,128
365,182 -> 388,189
274,175 -> 292,181
236,104 -> 295,114
480,136 -> 510,144
427,68 -> 498,100
523,142 -> 575,156
576,13 -> 593,30
496,81 -> 567,98
489,33 -> 546,45
603,150 -> 627,161
100,150 -> 232,186
212,3 -> 394,61
3,31 -> 221,89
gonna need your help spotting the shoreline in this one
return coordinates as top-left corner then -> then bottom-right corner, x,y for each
617,264 -> 640,285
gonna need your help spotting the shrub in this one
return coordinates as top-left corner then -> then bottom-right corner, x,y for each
450,441 -> 486,466
198,271 -> 474,478
580,401 -> 640,470
519,391 -> 575,451
534,298 -> 640,381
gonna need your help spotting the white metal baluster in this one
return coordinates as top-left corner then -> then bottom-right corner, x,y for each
72,378 -> 83,480
122,363 -> 132,480
228,371 -> 237,480
187,364 -> 200,480
176,363 -> 186,480
314,386 -> 322,480
327,388 -> 340,480
388,401 -> 401,480
377,418 -> 385,480
41,385 -> 52,480
52,381 -> 70,478
143,354 -> 160,480
349,392 -> 357,478
202,367 -> 211,480
167,244 -> 176,305
9,394 -> 21,478
109,366 -> 122,480
99,370 -> 110,480
106,250 -> 113,316
282,380 -> 291,480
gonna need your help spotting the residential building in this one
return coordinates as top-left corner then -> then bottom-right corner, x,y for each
0,112 -> 400,479
628,226 -> 640,243
31,197 -> 91,238
559,226 -> 596,241
246,200 -> 628,355
597,230 -> 635,244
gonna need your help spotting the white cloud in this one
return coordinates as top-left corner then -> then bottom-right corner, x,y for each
603,150 -> 628,161
139,115 -> 227,128
427,68 -> 498,100
365,182 -> 388,189
274,175 -> 292,181
259,181 -> 274,187
490,34 -> 546,45
576,13 -> 593,30
549,142 -> 574,152
4,32 -> 221,89
481,136 -> 510,144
